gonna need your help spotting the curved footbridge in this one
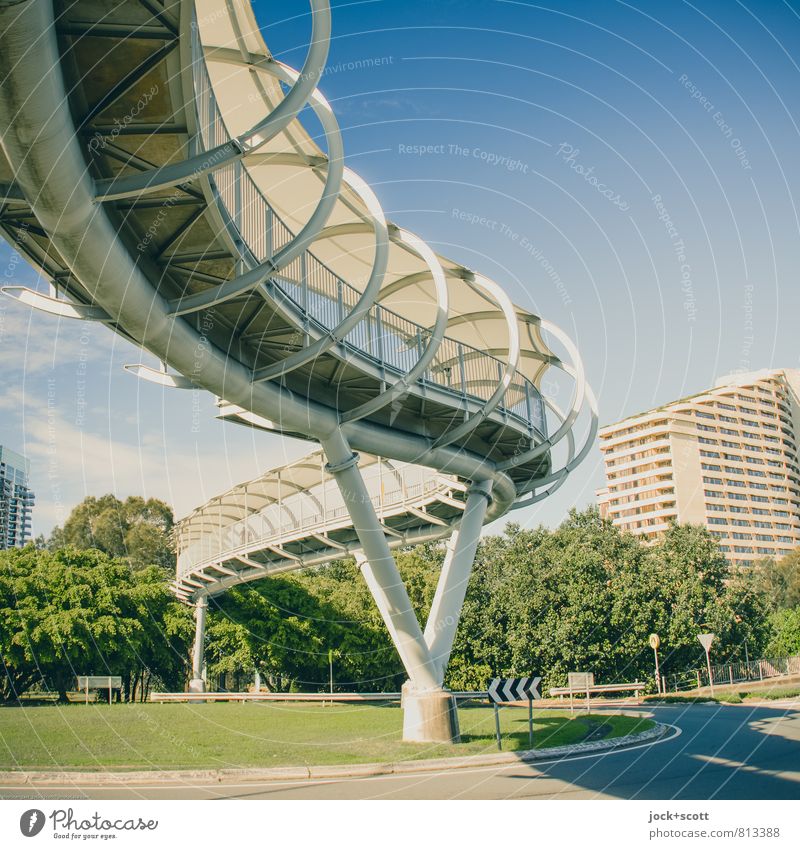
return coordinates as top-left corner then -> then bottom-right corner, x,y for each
0,0 -> 595,741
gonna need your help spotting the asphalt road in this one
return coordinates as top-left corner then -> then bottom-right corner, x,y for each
1,701 -> 798,800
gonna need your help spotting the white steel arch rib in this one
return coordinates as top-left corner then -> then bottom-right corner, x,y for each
0,0 -> 596,717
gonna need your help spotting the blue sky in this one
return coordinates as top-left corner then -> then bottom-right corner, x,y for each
2,0 -> 800,535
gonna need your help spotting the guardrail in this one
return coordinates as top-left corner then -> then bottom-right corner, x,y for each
191,32 -> 545,434
149,687 -> 652,705
149,691 -> 493,703
150,691 -> 403,703
549,683 -> 646,697
548,681 -> 647,713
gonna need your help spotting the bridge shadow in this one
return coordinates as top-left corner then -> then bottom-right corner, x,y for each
500,702 -> 800,800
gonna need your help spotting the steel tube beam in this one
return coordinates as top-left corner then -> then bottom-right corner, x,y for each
0,286 -> 109,320
321,430 -> 438,691
0,0 -> 334,443
424,481 -> 492,683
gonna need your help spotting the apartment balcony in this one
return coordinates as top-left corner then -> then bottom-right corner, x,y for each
599,425 -> 671,452
606,484 -> 676,509
602,438 -> 672,464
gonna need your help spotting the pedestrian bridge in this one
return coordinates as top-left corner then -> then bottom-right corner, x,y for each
173,444 -> 470,601
0,0 -> 595,741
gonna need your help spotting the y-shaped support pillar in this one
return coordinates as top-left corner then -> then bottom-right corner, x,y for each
189,596 -> 208,693
424,480 -> 492,683
322,429 -> 458,742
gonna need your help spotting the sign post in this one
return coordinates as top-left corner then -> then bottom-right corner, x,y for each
567,672 -> 594,715
328,648 -> 334,695
528,698 -> 534,749
77,676 -> 122,704
487,677 -> 542,751
698,633 -> 715,696
649,633 -> 661,694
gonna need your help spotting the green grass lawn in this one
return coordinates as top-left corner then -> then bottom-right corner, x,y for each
741,685 -> 800,701
0,702 -> 653,771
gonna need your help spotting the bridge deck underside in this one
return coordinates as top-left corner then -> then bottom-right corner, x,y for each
0,0 -> 552,494
173,477 -> 466,599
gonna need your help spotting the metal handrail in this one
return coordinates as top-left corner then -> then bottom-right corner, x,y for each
177,470 -> 460,576
191,39 -> 545,435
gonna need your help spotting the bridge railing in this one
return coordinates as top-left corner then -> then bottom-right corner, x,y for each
176,469 -> 461,577
190,33 -> 546,435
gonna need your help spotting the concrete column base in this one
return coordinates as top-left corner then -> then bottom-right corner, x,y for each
401,682 -> 460,743
188,678 -> 206,694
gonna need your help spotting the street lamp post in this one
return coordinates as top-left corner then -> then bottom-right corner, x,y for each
734,614 -> 750,673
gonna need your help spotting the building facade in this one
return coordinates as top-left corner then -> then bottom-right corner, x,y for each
596,369 -> 800,566
0,446 -> 34,549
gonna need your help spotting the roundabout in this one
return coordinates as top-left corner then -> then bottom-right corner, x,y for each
3,702 -> 798,799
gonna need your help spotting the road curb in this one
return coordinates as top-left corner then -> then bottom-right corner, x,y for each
0,722 -> 668,787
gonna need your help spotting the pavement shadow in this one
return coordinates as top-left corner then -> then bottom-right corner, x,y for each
502,702 -> 800,799
459,710 -> 619,750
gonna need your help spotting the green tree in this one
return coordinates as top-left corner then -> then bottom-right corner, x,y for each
49,494 -> 175,572
295,560 -> 402,690
447,512 -> 771,693
753,549 -> 800,611
201,546 -> 445,693
0,546 -> 191,702
123,566 -> 194,700
766,607 -> 800,656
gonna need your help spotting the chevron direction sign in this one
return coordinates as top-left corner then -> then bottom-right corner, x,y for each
488,676 -> 542,704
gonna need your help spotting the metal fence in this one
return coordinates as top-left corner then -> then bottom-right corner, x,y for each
664,655 -> 800,692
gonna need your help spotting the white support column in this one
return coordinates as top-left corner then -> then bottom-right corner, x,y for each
424,481 -> 492,684
322,429 -> 460,742
322,431 -> 438,692
353,550 -> 409,661
189,596 -> 208,693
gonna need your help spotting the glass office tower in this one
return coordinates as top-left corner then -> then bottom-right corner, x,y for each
0,445 -> 35,548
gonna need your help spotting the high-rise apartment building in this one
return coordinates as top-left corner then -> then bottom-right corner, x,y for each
596,369 -> 800,566
0,446 -> 35,549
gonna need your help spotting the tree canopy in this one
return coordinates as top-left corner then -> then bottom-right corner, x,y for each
753,549 -> 800,611
0,546 -> 192,702
48,494 -> 175,572
447,511 -> 772,691
205,546 -> 443,692
2,506 -> 796,701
